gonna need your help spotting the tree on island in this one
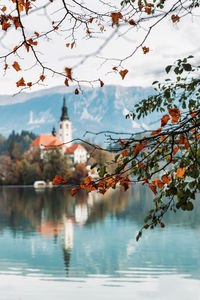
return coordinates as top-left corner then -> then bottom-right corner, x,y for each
0,0 -> 200,239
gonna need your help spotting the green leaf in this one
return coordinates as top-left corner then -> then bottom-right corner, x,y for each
91,163 -> 98,169
114,154 -> 120,162
165,65 -> 172,74
186,201 -> 194,211
182,63 -> 192,71
99,166 -> 106,178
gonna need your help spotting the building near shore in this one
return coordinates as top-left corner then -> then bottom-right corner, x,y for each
30,97 -> 88,164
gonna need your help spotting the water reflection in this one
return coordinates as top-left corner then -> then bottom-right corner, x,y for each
0,185 -> 199,284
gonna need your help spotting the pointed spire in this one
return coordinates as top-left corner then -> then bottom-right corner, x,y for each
52,126 -> 56,136
60,96 -> 69,121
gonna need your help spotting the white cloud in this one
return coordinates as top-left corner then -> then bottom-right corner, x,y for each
142,122 -> 150,130
28,110 -> 55,125
80,107 -> 102,122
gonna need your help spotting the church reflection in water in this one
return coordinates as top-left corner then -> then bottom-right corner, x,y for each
0,185 -> 200,280
0,186 -> 130,276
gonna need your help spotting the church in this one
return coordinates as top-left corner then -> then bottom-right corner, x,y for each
30,97 -> 88,164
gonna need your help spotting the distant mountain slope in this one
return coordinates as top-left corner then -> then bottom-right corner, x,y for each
0,85 -> 159,143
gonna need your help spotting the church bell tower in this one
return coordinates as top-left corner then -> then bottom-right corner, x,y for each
58,97 -> 72,147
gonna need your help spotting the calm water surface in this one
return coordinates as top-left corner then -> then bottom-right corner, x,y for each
0,185 -> 200,300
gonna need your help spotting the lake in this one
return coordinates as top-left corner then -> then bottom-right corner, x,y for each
0,185 -> 200,300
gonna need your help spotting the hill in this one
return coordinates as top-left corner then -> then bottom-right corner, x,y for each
0,85 -> 158,144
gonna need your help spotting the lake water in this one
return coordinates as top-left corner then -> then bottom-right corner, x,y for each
0,185 -> 200,300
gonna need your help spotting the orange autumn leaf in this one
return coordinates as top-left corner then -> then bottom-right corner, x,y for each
173,147 -> 180,155
88,185 -> 97,192
122,149 -> 129,157
85,176 -> 92,185
148,184 -> 157,194
52,175 -> 66,185
40,75 -> 45,82
160,135 -> 166,141
34,31 -> 39,37
2,20 -> 11,31
168,107 -> 180,116
178,135 -> 189,149
134,143 -> 145,155
119,177 -> 130,191
151,127 -> 162,136
12,16 -> 21,29
184,139 -> 189,150
75,88 -> 79,95
119,69 -> 128,80
119,138 -> 124,148
129,19 -> 136,26
16,77 -> 26,87
154,179 -> 165,189
24,42 -> 30,52
142,46 -> 149,54
71,41 -> 75,49
65,67 -> 72,80
98,188 -> 107,195
27,82 -> 32,87
171,14 -> 180,23
142,177 -> 148,184
97,181 -> 105,188
177,168 -> 186,179
89,17 -> 94,23
28,38 -> 37,46
12,61 -> 21,71
64,78 -> 69,86
18,4 -> 24,13
179,135 -> 185,144
106,177 -> 116,188
111,12 -> 123,26
168,107 -> 181,124
71,188 -> 80,196
99,79 -> 104,87
190,111 -> 197,118
145,7 -> 151,14
195,134 -> 200,140
137,162 -> 144,168
25,1 -> 32,15
13,46 -> 18,53
171,115 -> 180,123
1,6 -> 7,12
66,43 -> 70,47
161,114 -> 170,127
80,183 -> 85,189
162,175 -> 171,184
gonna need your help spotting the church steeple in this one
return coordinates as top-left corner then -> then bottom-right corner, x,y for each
58,96 -> 72,147
60,96 -> 69,121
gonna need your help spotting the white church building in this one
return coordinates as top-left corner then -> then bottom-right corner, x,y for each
30,97 -> 88,164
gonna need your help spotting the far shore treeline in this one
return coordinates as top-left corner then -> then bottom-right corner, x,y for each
0,130 -> 114,185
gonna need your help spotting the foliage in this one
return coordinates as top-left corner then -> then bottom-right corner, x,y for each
43,150 -> 72,181
0,130 -> 37,156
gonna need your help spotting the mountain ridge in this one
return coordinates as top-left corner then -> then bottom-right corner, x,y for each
0,85 -> 158,144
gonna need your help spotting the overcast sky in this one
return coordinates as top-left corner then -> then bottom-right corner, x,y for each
0,0 -> 199,95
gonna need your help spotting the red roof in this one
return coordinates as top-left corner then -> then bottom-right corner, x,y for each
30,134 -> 62,148
65,144 -> 85,154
